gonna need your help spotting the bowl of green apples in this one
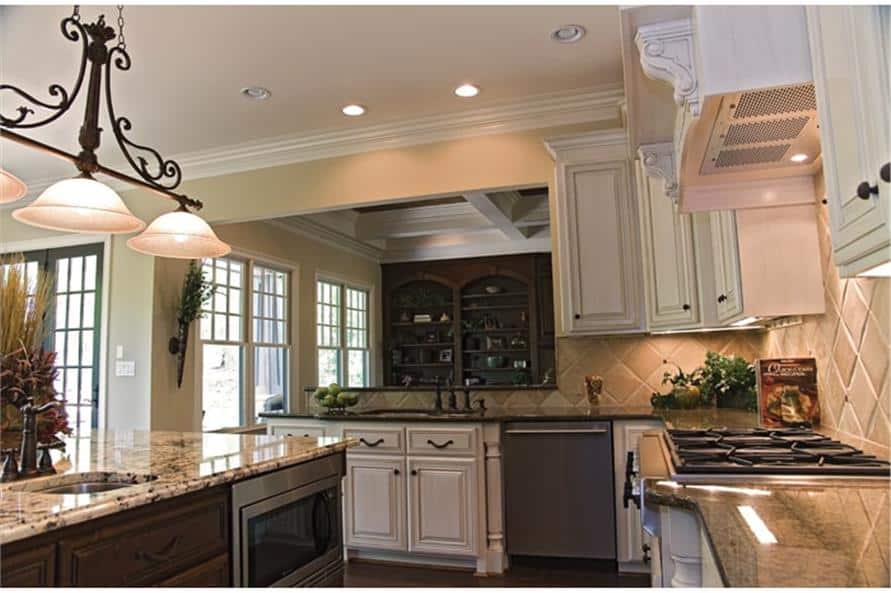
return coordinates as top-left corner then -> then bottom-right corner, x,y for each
314,383 -> 359,414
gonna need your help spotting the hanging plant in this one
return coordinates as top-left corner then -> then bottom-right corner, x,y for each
169,260 -> 215,388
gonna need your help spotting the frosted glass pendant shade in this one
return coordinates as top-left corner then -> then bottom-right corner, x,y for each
0,169 -> 28,204
12,175 -> 145,233
126,209 -> 231,259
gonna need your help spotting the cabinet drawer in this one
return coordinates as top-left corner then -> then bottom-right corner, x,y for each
407,427 -> 477,456
270,424 -> 326,438
58,489 -> 228,586
157,554 -> 230,587
343,427 -> 404,454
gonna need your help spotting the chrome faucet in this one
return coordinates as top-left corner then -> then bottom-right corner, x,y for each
0,397 -> 63,482
433,381 -> 444,413
447,387 -> 457,411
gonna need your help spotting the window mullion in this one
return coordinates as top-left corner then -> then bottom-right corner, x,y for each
244,259 -> 254,425
340,284 -> 347,385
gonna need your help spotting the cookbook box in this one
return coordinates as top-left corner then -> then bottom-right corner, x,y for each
755,358 -> 820,428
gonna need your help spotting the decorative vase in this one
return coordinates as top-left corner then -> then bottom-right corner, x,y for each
168,319 -> 190,389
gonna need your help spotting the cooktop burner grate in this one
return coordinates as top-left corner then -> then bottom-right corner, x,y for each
666,428 -> 891,476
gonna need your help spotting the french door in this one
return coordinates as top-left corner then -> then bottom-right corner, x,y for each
18,244 -> 103,436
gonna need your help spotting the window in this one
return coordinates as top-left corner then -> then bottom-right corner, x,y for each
200,256 -> 290,431
316,279 -> 370,387
3,244 -> 104,440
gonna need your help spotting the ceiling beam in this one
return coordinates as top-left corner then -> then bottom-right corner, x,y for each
463,191 -> 528,240
355,202 -> 492,240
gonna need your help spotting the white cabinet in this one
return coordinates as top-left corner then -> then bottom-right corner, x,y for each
708,211 -> 744,324
407,457 -> 478,556
613,419 -> 664,572
636,161 -> 702,329
345,455 -> 407,551
546,131 -> 645,335
269,424 -> 326,438
808,6 -> 891,276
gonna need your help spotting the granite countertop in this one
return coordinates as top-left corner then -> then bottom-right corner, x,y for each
645,477 -> 890,587
260,405 -> 762,426
0,430 -> 354,545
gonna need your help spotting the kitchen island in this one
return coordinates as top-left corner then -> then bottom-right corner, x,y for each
0,430 -> 354,586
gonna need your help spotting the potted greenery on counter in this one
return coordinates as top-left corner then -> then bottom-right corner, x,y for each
651,352 -> 757,411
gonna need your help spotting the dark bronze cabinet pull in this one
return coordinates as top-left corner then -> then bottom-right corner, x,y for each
857,181 -> 878,200
682,304 -> 691,311
136,535 -> 182,564
427,438 -> 454,449
411,469 -> 418,476
880,162 -> 890,183
394,468 -> 400,475
359,437 -> 384,447
717,294 -> 727,303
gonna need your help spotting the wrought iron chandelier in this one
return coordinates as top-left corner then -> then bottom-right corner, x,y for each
0,5 -> 230,259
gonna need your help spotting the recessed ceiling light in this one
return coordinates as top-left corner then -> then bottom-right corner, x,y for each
790,153 -> 809,163
341,104 -> 366,116
454,84 -> 480,98
551,24 -> 586,43
241,86 -> 271,100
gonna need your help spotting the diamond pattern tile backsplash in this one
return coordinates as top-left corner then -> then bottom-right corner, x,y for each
557,202 -> 890,452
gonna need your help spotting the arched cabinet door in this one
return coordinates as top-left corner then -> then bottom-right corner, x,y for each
460,274 -> 533,387
385,276 -> 457,387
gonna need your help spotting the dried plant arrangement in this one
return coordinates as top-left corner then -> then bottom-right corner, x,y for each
169,260 -> 215,388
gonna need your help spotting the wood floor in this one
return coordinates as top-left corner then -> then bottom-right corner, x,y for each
343,556 -> 652,587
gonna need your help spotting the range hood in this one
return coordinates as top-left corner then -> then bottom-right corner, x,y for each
630,7 -> 823,212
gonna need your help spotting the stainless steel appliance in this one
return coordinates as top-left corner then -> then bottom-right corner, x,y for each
232,454 -> 344,587
503,421 -> 615,559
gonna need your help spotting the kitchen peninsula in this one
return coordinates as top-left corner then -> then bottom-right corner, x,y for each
0,430 -> 354,587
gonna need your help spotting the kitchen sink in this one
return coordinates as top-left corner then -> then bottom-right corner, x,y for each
7,472 -> 158,495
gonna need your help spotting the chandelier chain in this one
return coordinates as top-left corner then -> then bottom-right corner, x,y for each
71,4 -> 80,22
116,5 -> 126,50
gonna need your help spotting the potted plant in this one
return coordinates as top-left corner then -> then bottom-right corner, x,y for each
169,260 -> 215,388
651,361 -> 704,409
0,256 -> 70,449
699,351 -> 757,410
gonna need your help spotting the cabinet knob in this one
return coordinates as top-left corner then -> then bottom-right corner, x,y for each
682,304 -> 691,311
881,162 -> 890,184
410,470 -> 418,476
393,468 -> 400,475
717,294 -> 727,303
574,313 -> 581,320
857,181 -> 879,200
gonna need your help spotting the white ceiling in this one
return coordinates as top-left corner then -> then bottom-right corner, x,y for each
1,5 -> 623,185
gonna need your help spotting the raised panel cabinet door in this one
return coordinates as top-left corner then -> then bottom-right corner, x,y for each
344,455 -> 407,551
709,211 -> 744,324
0,542 -> 56,586
636,163 -> 701,329
613,420 -> 665,568
558,159 -> 644,334
808,6 -> 891,275
407,457 -> 477,556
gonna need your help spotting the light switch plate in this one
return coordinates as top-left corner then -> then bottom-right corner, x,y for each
115,360 -> 135,377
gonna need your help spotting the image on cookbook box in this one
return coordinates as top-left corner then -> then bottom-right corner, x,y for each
755,358 -> 820,428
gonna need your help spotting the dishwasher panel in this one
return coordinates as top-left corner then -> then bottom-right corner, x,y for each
503,421 -> 615,559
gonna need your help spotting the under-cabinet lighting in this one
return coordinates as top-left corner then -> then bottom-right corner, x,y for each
649,324 -> 763,335
730,316 -> 760,327
858,261 -> 891,277
737,505 -> 778,544
657,481 -> 772,497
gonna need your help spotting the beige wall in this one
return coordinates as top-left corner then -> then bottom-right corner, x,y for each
150,220 -> 382,431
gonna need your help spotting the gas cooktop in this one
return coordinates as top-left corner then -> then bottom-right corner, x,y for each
665,427 -> 891,477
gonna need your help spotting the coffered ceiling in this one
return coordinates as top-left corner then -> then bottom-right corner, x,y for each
1,5 -> 623,187
273,186 -> 551,262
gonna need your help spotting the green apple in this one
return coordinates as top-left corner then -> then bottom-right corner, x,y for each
321,394 -> 337,407
328,383 -> 342,397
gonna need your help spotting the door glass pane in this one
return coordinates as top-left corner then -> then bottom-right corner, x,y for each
246,486 -> 339,587
255,346 -> 287,417
69,256 -> 83,292
202,343 -> 242,431
347,349 -> 368,387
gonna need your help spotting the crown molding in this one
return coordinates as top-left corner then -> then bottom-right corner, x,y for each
543,128 -> 629,161
265,218 -> 383,262
7,85 -> 624,206
635,18 -> 700,117
638,142 -> 679,202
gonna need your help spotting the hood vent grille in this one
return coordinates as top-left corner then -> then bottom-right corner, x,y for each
715,144 -> 791,168
732,84 -> 817,119
700,83 -> 820,175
